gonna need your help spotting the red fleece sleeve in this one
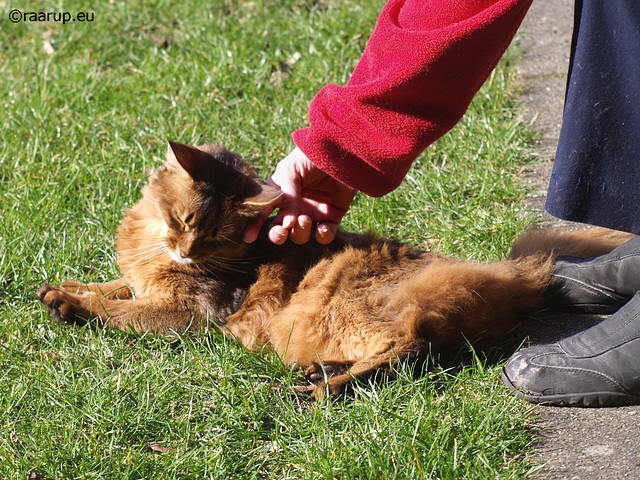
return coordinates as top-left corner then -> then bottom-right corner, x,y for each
292,0 -> 533,197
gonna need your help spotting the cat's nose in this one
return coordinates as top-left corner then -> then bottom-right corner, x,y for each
179,250 -> 189,258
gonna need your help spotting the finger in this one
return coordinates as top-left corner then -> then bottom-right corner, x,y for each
289,215 -> 313,245
243,214 -> 267,243
242,203 -> 278,243
268,161 -> 303,228
243,222 -> 261,243
282,214 -> 296,230
315,222 -> 339,244
265,210 -> 292,245
268,224 -> 289,245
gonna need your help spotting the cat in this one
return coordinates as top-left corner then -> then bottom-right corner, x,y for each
37,141 -> 629,399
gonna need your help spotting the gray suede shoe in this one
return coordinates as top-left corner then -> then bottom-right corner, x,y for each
547,235 -> 640,314
502,292 -> 640,407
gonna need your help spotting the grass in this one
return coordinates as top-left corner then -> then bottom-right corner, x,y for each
1,0 -> 540,478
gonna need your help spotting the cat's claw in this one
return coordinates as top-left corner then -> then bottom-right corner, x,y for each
292,384 -> 316,394
292,382 -> 336,402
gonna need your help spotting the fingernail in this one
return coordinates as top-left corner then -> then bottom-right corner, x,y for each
299,216 -> 312,228
283,216 -> 295,229
243,229 -> 256,243
316,225 -> 333,244
269,229 -> 287,245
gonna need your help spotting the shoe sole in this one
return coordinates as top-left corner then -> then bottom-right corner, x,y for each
501,368 -> 639,407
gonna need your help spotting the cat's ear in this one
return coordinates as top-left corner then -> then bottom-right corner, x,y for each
242,179 -> 282,209
166,141 -> 210,181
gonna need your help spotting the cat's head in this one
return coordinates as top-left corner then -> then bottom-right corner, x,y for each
145,141 -> 281,267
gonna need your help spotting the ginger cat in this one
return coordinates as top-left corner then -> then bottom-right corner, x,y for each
37,142 -> 627,398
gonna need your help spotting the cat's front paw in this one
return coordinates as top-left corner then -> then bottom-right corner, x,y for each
37,283 -> 92,326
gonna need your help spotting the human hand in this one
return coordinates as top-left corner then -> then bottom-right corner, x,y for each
243,147 -> 356,245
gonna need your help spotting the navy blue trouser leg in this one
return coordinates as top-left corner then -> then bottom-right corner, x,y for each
546,0 -> 640,234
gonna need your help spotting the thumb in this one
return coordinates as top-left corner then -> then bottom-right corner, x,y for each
242,207 -> 272,243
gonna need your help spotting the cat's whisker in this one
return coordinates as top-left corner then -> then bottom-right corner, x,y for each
216,253 -> 267,264
195,263 -> 221,280
126,253 -> 165,270
129,249 -> 164,265
202,256 -> 256,275
218,233 -> 244,248
122,245 -> 166,260
117,242 -> 166,253
230,254 -> 268,263
117,236 -> 166,242
125,246 -> 168,269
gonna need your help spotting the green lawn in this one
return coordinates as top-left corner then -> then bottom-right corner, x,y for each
1,1 -> 541,478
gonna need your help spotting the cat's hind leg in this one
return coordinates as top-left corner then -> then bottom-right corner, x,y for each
293,360 -> 352,395
305,341 -> 421,400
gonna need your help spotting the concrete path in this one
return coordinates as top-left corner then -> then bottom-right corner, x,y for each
516,1 -> 640,478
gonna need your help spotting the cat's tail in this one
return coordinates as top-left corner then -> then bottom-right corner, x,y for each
508,226 -> 632,260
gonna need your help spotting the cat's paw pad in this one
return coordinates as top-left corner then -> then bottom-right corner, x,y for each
37,284 -> 88,326
304,361 -> 351,385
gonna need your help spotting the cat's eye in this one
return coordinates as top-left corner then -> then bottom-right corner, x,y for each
175,212 -> 195,233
